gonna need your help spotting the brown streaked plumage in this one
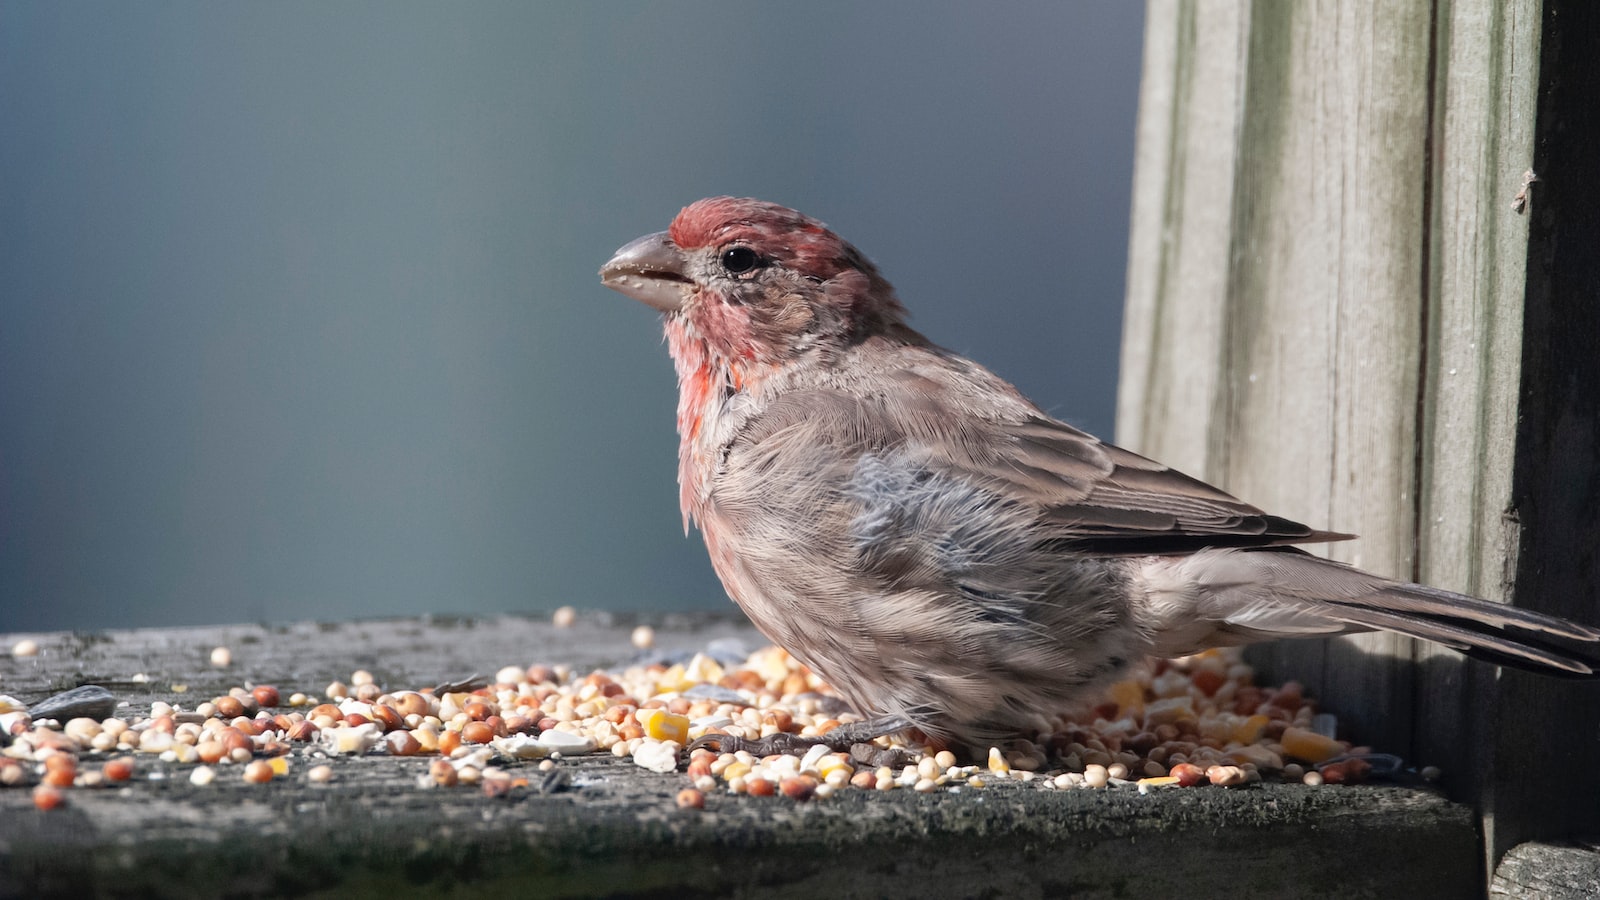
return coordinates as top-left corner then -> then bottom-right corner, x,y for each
600,197 -> 1600,750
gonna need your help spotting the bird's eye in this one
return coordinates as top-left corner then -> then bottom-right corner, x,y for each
720,246 -> 761,275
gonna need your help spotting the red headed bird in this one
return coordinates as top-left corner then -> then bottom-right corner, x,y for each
601,197 -> 1600,753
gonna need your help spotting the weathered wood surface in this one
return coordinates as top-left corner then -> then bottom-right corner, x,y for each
1491,841 -> 1600,899
1120,0 -> 1598,870
0,616 -> 1483,899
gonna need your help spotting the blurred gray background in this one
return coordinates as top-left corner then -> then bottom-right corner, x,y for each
0,2 -> 1145,632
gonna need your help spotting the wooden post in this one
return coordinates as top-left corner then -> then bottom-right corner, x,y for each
1119,0 -> 1598,870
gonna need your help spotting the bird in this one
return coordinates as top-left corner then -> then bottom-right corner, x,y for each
599,196 -> 1600,754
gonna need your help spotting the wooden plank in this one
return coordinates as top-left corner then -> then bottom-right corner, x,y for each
1120,0 -> 1249,481
1120,0 -> 1433,756
1492,0 -> 1600,862
1413,0 -> 1543,868
1118,0 -> 1596,867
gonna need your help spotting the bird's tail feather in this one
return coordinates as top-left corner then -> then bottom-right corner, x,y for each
1210,549 -> 1600,677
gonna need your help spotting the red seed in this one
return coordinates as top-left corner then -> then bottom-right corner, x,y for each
1191,669 -> 1226,697
676,788 -> 705,809
1170,763 -> 1207,787
438,730 -> 462,756
42,768 -> 76,788
214,696 -> 245,719
252,685 -> 281,708
42,753 -> 77,774
102,758 -> 135,782
371,704 -> 404,732
429,759 -> 458,786
746,778 -> 775,797
33,785 -> 65,810
780,776 -> 817,802
461,721 -> 495,744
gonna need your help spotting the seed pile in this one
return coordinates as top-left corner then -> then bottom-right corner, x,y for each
2,625 -> 1399,811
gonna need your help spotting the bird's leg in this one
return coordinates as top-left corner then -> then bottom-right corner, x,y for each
687,714 -> 913,757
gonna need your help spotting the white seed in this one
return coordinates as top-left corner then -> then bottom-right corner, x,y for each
1084,765 -> 1109,788
307,764 -> 333,783
209,646 -> 232,668
631,625 -> 655,649
189,766 -> 216,786
11,639 -> 39,658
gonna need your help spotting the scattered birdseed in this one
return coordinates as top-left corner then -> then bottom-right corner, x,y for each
0,633 -> 1417,812
209,647 -> 232,668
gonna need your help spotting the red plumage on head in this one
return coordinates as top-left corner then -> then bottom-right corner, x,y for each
669,197 -> 875,286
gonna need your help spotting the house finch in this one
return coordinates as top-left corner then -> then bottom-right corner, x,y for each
600,197 -> 1600,752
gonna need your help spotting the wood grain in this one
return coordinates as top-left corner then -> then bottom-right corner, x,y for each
1118,0 -> 1590,869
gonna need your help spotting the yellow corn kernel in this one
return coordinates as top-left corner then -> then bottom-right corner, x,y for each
987,747 -> 1010,774
1280,727 -> 1344,764
1107,679 -> 1146,716
637,708 -> 690,743
653,664 -> 693,694
1232,714 -> 1270,745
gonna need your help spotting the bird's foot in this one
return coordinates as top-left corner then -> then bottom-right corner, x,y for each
687,714 -> 913,762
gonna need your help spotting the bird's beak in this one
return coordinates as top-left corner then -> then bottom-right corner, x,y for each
599,231 -> 691,313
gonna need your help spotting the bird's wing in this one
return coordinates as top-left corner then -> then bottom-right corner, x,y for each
813,356 -> 1352,556
978,413 -> 1354,555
